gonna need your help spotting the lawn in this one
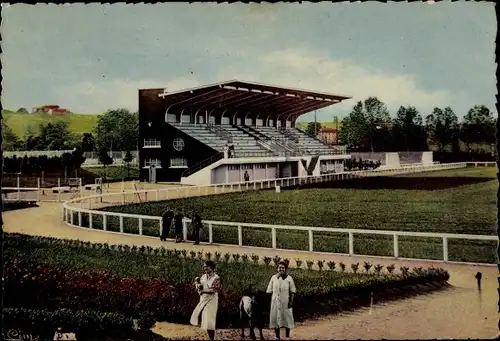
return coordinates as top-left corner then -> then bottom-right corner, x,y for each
5,233 -> 450,337
2,110 -> 99,137
95,167 -> 497,263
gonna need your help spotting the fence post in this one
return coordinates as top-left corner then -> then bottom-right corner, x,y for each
89,213 -> 93,228
121,192 -> 125,205
138,218 -> 143,235
272,228 -> 277,249
348,232 -> 354,255
57,178 -> 61,202
78,212 -> 82,226
16,175 -> 20,200
208,223 -> 213,244
308,230 -> 314,252
70,210 -> 74,225
393,234 -> 399,258
183,220 -> 188,241
35,177 -> 41,202
442,237 -> 449,261
119,216 -> 124,233
238,225 -> 243,246
103,214 -> 107,231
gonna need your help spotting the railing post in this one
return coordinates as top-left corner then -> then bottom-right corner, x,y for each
209,223 -> 213,244
393,234 -> 399,258
89,213 -> 93,228
37,177 -> 41,202
119,216 -> 124,233
70,210 -> 74,225
308,230 -> 313,252
57,178 -> 61,202
138,218 -> 143,235
183,220 -> 188,241
17,175 -> 20,200
442,237 -> 449,261
103,214 -> 107,231
121,192 -> 125,205
78,212 -> 82,226
348,232 -> 354,255
272,228 -> 277,249
238,225 -> 243,246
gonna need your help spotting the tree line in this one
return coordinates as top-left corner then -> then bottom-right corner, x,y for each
306,97 -> 496,155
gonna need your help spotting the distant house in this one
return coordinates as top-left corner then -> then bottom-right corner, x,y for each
318,127 -> 339,145
32,105 -> 68,115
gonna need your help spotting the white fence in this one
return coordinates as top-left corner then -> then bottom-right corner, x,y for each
60,162 -> 497,264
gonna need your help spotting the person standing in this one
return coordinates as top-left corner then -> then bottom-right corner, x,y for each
192,212 -> 203,245
223,143 -> 229,159
174,210 -> 184,243
266,260 -> 296,340
160,208 -> 174,241
190,260 -> 221,341
244,171 -> 250,183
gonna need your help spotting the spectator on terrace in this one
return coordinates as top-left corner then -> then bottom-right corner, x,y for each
244,171 -> 250,183
174,210 -> 184,243
160,208 -> 174,241
191,211 -> 203,245
224,143 -> 229,159
228,141 -> 235,158
190,260 -> 221,341
266,260 -> 296,340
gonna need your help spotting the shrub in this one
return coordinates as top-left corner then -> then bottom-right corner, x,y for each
374,264 -> 384,275
241,254 -> 249,263
327,261 -> 336,271
295,259 -> 303,268
412,267 -> 424,276
137,313 -> 156,331
363,262 -> 373,273
386,264 -> 395,274
251,254 -> 259,264
306,260 -> 314,270
339,262 -> 346,272
224,253 -> 231,262
400,266 -> 410,276
197,252 -> 203,260
190,250 -> 196,259
181,250 -> 188,258
206,252 -> 212,260
263,257 -> 272,266
317,260 -> 324,271
232,253 -> 241,262
351,262 -> 359,273
214,252 -> 222,261
272,255 -> 281,267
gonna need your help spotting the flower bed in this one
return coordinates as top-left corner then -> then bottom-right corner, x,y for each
6,233 -> 451,331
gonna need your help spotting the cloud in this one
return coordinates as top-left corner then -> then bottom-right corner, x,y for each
216,47 -> 453,120
56,77 -> 201,113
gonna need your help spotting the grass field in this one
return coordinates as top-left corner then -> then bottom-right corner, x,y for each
94,167 -> 497,263
2,110 -> 99,137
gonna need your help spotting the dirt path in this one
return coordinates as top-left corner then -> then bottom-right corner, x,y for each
3,187 -> 499,340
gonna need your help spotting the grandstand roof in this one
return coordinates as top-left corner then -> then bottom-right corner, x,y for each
158,80 -> 351,122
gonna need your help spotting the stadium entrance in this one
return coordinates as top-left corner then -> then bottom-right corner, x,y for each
138,80 -> 351,185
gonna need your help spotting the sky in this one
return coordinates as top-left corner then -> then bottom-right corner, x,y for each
1,2 -> 497,122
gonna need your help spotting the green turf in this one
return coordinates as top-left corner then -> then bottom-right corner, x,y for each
2,110 -> 99,137
95,167 -> 497,263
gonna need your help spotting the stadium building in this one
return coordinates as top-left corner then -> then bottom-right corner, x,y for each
138,80 -> 352,184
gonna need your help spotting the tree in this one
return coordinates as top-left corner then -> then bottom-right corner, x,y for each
339,97 -> 392,152
460,105 -> 496,151
1,120 -> 22,151
94,109 -> 138,152
97,147 -> 113,182
392,106 -> 428,151
425,107 -> 459,152
70,147 -> 86,177
16,107 -> 28,114
305,122 -> 322,137
35,121 -> 78,150
81,133 -> 95,152
123,150 -> 133,178
61,152 -> 72,181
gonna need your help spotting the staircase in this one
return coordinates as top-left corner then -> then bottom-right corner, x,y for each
181,152 -> 224,178
306,156 -> 320,175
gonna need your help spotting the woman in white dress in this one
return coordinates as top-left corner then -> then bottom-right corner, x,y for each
266,260 -> 296,340
190,260 -> 221,340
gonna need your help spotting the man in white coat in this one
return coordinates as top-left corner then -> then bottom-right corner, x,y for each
266,260 -> 296,340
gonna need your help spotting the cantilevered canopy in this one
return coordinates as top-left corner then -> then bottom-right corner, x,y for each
158,80 -> 351,124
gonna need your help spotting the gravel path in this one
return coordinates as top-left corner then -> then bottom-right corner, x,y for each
3,183 -> 498,340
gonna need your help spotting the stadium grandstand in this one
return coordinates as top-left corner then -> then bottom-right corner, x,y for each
138,80 -> 352,184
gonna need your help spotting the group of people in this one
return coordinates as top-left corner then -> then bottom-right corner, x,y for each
190,260 -> 296,341
160,208 -> 203,244
223,141 -> 235,159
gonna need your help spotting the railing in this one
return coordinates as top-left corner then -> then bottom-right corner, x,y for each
181,152 -> 224,178
58,162 -> 497,264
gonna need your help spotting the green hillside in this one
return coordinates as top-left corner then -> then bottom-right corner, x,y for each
2,110 -> 99,137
